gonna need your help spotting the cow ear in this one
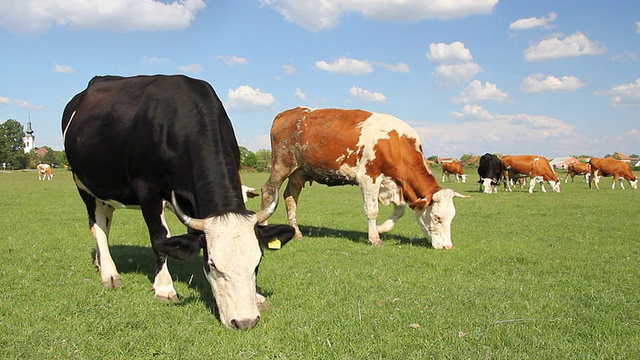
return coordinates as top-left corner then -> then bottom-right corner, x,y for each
155,233 -> 203,260
256,224 -> 296,250
409,197 -> 430,211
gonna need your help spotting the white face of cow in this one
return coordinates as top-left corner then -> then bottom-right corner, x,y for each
481,178 -> 494,194
550,180 -> 561,192
413,189 -> 467,249
202,214 -> 263,329
630,179 -> 638,189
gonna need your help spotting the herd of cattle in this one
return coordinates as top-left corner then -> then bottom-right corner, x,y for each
446,153 -> 638,194
56,75 -> 637,329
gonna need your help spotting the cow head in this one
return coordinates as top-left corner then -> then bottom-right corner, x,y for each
480,178 -> 497,194
410,189 -> 469,249
630,178 -> 638,189
170,192 -> 295,330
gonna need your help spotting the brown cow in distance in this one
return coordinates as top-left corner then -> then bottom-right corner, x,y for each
501,155 -> 560,193
564,162 -> 591,183
261,107 -> 469,249
589,157 -> 637,189
442,161 -> 467,183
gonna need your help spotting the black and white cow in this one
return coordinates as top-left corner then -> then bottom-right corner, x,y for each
477,153 -> 504,194
62,75 -> 295,330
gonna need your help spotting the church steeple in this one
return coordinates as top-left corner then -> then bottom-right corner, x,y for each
23,117 -> 35,153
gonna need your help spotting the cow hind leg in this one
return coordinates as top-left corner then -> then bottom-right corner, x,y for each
79,191 -> 122,288
283,169 -> 307,239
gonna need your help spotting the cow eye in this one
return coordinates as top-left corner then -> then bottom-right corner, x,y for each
433,214 -> 442,222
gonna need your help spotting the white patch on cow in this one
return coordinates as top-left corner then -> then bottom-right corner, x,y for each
202,213 -> 263,328
62,110 -> 76,142
376,177 -> 406,234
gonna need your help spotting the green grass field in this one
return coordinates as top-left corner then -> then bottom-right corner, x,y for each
0,169 -> 638,359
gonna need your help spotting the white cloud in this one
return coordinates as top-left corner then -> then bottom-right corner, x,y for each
178,63 -> 203,73
348,86 -> 386,102
452,80 -> 509,103
435,63 -> 482,86
427,42 -> 473,63
427,42 -> 481,87
509,12 -> 557,30
636,21 -> 640,34
261,0 -> 498,32
520,74 -> 585,93
0,0 -> 206,35
315,57 -> 373,75
524,32 -> 607,61
53,63 -> 75,74
216,55 -> 248,66
226,85 -> 275,111
0,96 -> 44,110
383,62 -> 410,73
282,64 -> 296,74
596,78 -> 640,107
294,87 -> 307,101
421,105 -> 579,157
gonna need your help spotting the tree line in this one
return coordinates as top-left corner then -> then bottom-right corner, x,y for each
0,119 -> 67,170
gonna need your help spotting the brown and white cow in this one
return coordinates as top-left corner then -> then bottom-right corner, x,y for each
564,162 -> 591,183
261,107 -> 468,249
442,161 -> 467,183
501,155 -> 560,193
588,158 -> 637,190
37,164 -> 53,180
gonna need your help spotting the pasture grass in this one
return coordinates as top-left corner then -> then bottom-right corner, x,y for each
0,169 -> 638,359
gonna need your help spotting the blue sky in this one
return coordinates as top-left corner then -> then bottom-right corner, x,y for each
1,0 -> 639,158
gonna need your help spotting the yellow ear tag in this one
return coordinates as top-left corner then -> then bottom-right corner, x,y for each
267,239 -> 282,249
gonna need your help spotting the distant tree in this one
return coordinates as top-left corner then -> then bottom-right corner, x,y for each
459,153 -> 474,163
427,155 -> 438,162
255,149 -> 271,172
630,153 -> 639,158
42,148 -> 58,165
0,119 -> 28,169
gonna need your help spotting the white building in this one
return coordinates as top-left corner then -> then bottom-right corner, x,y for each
23,119 -> 35,153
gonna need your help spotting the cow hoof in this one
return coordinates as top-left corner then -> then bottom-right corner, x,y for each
154,292 -> 179,303
102,275 -> 122,288
370,240 -> 383,246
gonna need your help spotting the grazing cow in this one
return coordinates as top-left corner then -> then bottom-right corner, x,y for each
588,157 -> 637,190
501,155 -> 560,193
37,163 -> 53,180
260,107 -> 468,249
564,162 -> 591,183
62,75 -> 295,330
442,161 -> 467,183
477,153 -> 503,194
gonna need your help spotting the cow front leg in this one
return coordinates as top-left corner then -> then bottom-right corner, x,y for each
149,204 -> 178,302
377,203 -> 406,234
361,182 -> 383,246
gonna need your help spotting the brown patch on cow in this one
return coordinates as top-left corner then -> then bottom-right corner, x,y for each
371,131 -> 441,204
